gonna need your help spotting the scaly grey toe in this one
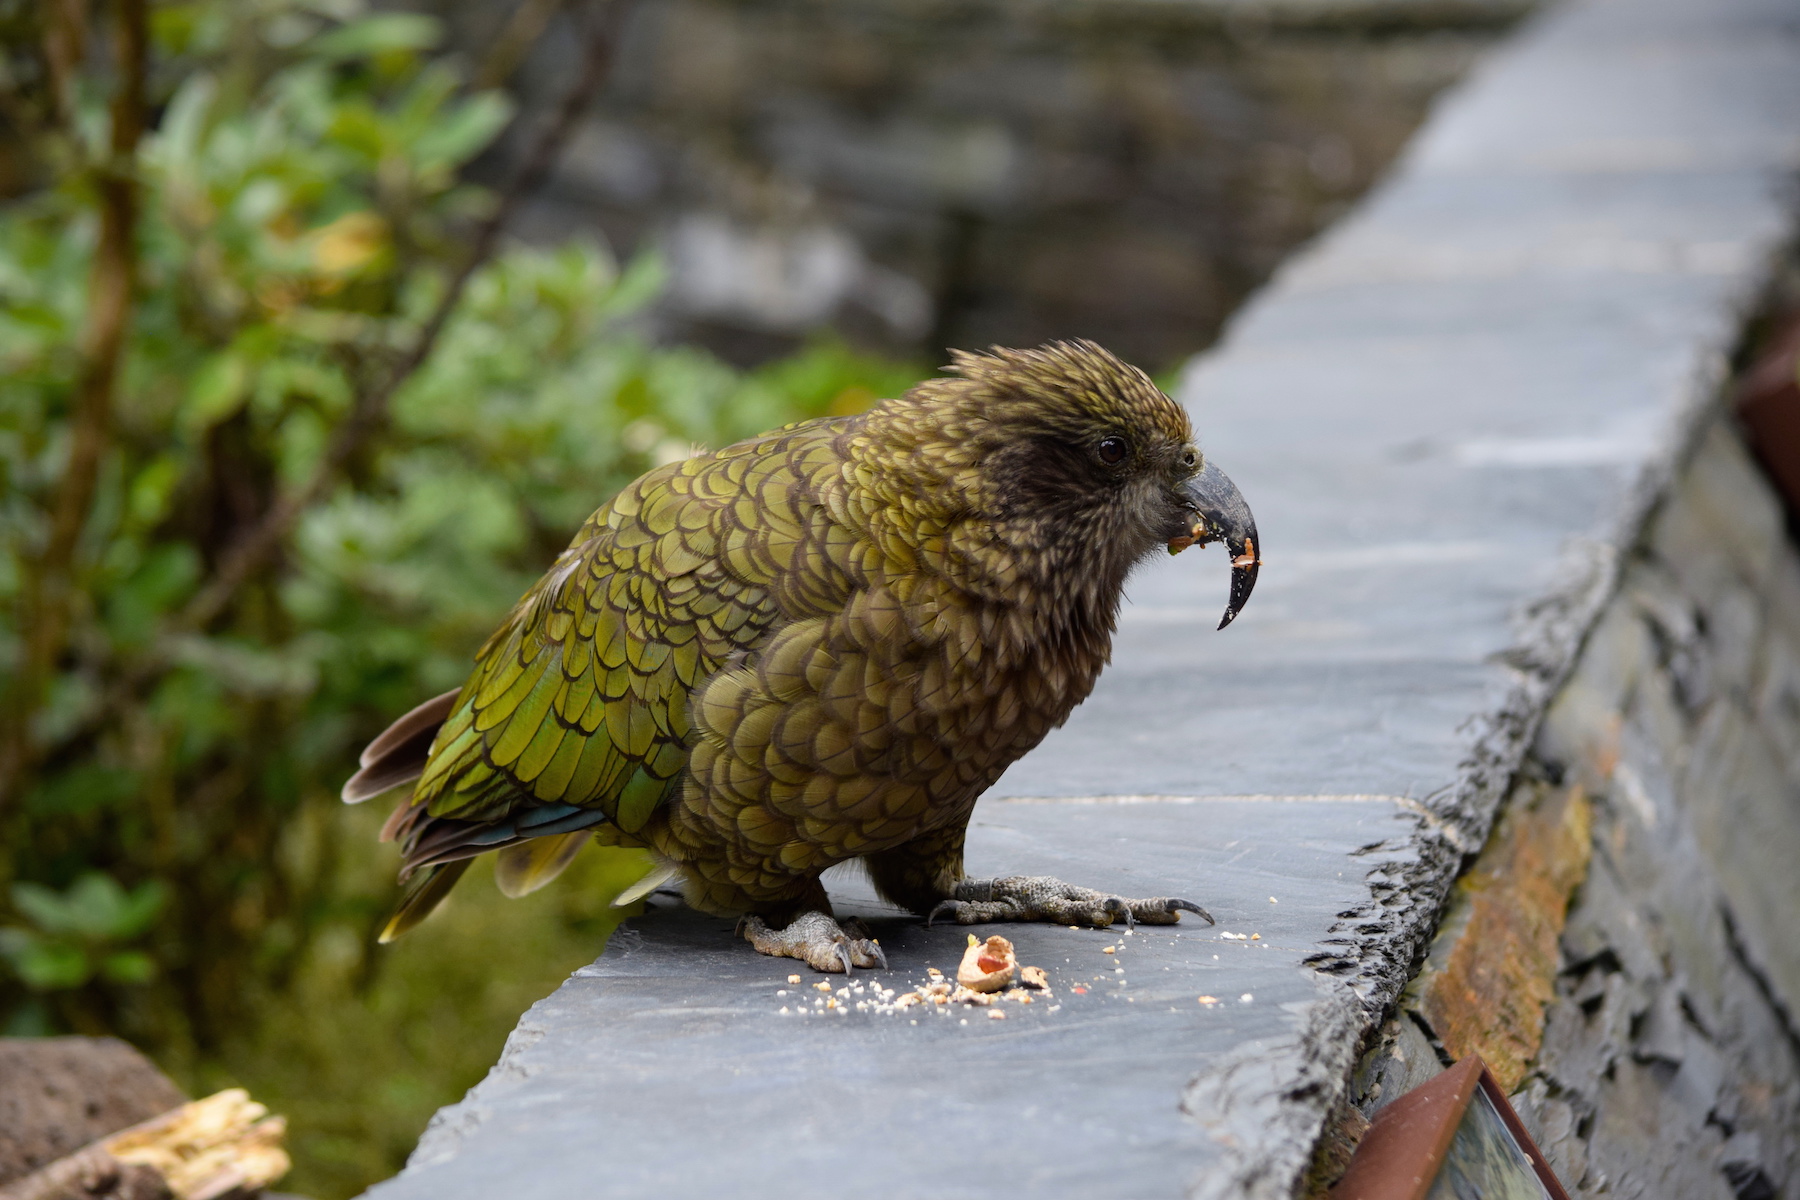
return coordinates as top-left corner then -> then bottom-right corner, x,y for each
928,875 -> 1214,930
742,910 -> 885,972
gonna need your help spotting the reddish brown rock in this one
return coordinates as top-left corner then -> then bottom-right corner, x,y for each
0,1038 -> 185,1187
1414,784 -> 1593,1093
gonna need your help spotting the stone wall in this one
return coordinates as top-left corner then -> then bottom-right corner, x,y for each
1360,403 -> 1800,1199
1527,428 -> 1800,1199
429,0 -> 1526,365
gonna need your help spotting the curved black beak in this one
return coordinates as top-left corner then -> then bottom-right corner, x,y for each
1169,460 -> 1261,630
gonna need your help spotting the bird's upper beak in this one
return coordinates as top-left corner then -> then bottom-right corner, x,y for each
1167,459 -> 1261,630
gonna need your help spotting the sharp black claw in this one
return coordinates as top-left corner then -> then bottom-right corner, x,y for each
927,900 -> 958,928
1169,898 -> 1215,926
734,915 -> 750,938
834,941 -> 854,975
869,941 -> 889,970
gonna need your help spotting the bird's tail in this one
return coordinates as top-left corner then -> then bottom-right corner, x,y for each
379,859 -> 471,943
342,688 -> 460,803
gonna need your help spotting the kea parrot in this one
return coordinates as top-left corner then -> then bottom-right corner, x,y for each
343,340 -> 1260,972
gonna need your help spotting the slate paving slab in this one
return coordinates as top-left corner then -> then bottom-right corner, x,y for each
380,798 -> 1420,1200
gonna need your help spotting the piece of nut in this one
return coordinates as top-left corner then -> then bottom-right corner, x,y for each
1019,965 -> 1050,990
957,935 -> 1019,993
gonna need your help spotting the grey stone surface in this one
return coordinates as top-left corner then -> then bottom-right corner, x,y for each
362,0 -> 1800,1197
397,798 -> 1420,1200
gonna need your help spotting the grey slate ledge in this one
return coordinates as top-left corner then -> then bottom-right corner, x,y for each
362,0 -> 1800,1196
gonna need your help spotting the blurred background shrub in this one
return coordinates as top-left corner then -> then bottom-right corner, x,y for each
0,1 -> 916,1194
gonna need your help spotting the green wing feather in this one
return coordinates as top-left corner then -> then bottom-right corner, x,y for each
381,423 -> 852,926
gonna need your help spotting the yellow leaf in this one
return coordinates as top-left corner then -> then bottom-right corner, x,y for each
311,211 -> 389,277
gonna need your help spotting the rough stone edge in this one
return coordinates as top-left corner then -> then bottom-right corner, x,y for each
404,993 -> 562,1171
405,925 -> 671,1169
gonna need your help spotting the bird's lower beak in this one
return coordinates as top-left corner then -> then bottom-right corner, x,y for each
1168,460 -> 1261,630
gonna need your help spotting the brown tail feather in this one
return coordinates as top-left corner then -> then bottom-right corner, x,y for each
341,688 -> 459,804
380,794 -> 425,844
378,859 -> 471,943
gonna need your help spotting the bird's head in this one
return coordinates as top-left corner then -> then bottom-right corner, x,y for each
872,340 -> 1260,630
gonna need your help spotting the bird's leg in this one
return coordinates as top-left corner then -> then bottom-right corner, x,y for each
740,910 -> 887,973
926,875 -> 1213,930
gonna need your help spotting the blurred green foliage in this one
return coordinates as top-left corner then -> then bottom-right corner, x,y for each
0,2 -> 918,1195
0,871 -> 166,994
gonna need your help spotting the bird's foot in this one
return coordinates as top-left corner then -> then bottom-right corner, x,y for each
927,875 -> 1213,930
741,911 -> 888,973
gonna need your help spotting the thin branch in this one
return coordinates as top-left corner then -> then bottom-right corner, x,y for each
39,0 -> 88,131
475,0 -> 571,92
175,0 -> 632,634
0,0 -> 146,812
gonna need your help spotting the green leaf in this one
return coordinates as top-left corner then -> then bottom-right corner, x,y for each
125,456 -> 183,529
184,350 -> 253,431
599,250 -> 667,320
411,92 -> 513,175
115,880 -> 170,940
325,104 -> 390,164
100,951 -> 157,984
10,940 -> 91,991
24,765 -> 140,819
11,883 -> 82,937
309,14 -> 441,63
106,543 -> 200,647
64,873 -> 143,938
10,873 -> 167,941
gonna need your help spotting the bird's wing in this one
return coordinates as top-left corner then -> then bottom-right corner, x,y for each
386,425 -> 853,882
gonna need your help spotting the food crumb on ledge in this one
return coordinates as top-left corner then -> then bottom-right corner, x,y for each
958,934 -> 1020,992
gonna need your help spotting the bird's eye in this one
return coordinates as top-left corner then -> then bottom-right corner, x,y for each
1180,447 -> 1198,470
1097,436 -> 1128,465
